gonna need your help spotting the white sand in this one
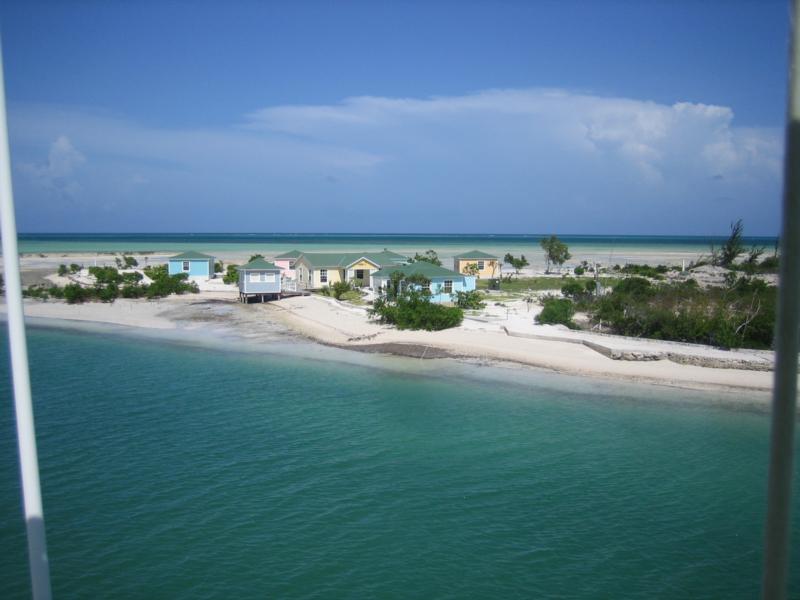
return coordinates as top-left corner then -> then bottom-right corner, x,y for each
265,295 -> 774,395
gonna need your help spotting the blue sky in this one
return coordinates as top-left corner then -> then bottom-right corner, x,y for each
0,0 -> 790,234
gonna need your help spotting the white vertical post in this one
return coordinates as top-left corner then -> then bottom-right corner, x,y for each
762,1 -> 800,598
0,37 -> 53,599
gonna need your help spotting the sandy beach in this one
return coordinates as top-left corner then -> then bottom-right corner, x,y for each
3,288 -> 775,398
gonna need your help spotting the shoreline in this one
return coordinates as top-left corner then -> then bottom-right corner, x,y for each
6,291 -> 773,398
2,289 -> 777,399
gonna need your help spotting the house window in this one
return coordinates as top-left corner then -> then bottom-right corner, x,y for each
477,260 -> 485,270
249,272 -> 260,282
264,273 -> 276,283
320,269 -> 328,283
182,261 -> 190,271
444,280 -> 453,293
355,269 -> 367,280
421,282 -> 431,291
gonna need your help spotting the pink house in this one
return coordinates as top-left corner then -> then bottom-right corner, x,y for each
273,249 -> 301,280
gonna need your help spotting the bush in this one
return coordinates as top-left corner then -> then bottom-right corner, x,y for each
63,283 -> 90,304
370,289 -> 463,331
123,255 -> 138,268
96,283 -> 119,303
618,264 -> 667,279
223,264 -> 239,284
215,261 -> 224,273
573,266 -> 584,276
560,279 -> 584,299
536,298 -> 576,327
89,266 -> 123,285
69,263 -> 81,274
330,280 -> 354,300
591,277 -> 775,349
452,290 -> 486,309
58,264 -> 68,276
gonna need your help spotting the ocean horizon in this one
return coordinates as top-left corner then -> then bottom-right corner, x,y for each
14,232 -> 779,258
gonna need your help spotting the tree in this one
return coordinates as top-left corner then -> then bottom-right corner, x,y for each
410,250 -> 442,266
58,264 -> 68,276
718,219 -> 745,267
540,235 -> 571,273
503,253 -> 529,275
248,254 -> 265,262
214,261 -> 224,273
463,263 -> 480,277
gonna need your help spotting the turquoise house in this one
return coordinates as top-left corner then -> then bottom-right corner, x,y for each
371,262 -> 476,304
168,251 -> 215,279
237,258 -> 282,302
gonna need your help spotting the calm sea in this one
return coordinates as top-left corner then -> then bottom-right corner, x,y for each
1,325 -> 797,598
16,233 -> 777,260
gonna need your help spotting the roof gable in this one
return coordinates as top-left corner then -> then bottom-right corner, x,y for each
238,258 -> 281,271
453,250 -> 498,260
170,251 -> 215,260
372,261 -> 463,280
297,250 -> 408,269
344,256 -> 381,269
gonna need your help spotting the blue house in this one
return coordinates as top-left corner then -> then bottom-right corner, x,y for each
371,262 -> 476,304
237,258 -> 282,302
168,251 -> 215,279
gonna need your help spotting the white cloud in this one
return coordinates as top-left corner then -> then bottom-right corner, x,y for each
17,135 -> 86,198
7,88 -> 784,233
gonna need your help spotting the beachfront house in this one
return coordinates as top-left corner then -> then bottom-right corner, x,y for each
273,250 -> 301,281
453,250 -> 500,279
168,251 -> 215,280
371,262 -> 476,304
294,250 -> 408,290
237,257 -> 282,302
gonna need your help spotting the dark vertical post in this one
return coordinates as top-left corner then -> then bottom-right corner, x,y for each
762,2 -> 800,598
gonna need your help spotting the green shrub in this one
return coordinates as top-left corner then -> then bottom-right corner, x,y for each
536,298 -> 576,327
69,263 -> 81,274
58,264 -> 68,276
223,264 -> 239,284
591,277 -> 775,349
63,283 -> 90,304
370,289 -> 463,331
452,290 -> 486,309
560,279 -> 584,299
89,266 -> 123,285
214,261 -> 224,273
96,283 -> 119,303
330,280 -> 354,300
619,264 -> 667,279
573,266 -> 585,276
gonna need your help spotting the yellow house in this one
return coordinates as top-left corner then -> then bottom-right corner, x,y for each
293,250 -> 408,289
453,250 -> 500,279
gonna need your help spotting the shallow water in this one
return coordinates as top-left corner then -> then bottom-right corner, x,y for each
16,233 -> 776,264
0,325 -> 797,598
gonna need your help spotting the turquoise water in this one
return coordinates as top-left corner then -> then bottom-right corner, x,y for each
1,326 -> 797,598
16,233 -> 777,259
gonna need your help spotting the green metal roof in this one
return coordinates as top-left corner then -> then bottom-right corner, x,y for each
453,250 -> 498,260
170,251 -> 215,260
237,258 -> 281,271
297,250 -> 408,269
372,261 -> 463,280
274,249 -> 303,259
